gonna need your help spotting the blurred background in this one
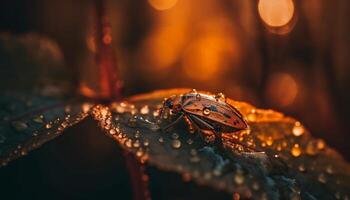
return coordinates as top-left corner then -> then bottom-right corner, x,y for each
0,0 -> 349,160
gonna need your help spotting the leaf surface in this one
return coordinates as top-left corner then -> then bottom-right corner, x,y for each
0,92 -> 91,166
92,88 -> 350,200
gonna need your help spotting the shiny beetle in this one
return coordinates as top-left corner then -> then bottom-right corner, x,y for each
160,90 -> 248,144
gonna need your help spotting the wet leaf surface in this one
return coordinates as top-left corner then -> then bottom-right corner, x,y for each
92,88 -> 350,200
0,92 -> 91,166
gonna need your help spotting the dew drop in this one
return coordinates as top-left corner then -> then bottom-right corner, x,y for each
125,139 -> 132,148
134,130 -> 141,138
325,165 -> 334,174
298,164 -> 306,172
316,139 -> 325,150
136,149 -> 144,157
11,121 -> 28,131
276,144 -> 282,151
162,112 -> 169,119
143,139 -> 149,147
32,115 -> 44,124
140,105 -> 150,115
187,138 -> 193,145
266,136 -> 273,146
65,115 -> 71,120
234,173 -> 245,185
20,150 -> 27,156
247,109 -> 257,121
291,144 -> 301,157
45,123 -> 52,129
282,140 -> 288,148
172,139 -> 181,149
153,110 -> 160,117
292,122 -> 304,136
109,129 -> 116,135
318,173 -> 327,183
214,92 -> 226,102
101,108 -> 109,117
61,121 -> 68,128
252,182 -> 260,191
82,103 -> 92,113
133,140 -> 141,148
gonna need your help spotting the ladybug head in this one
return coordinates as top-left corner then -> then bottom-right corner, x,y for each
164,98 -> 174,109
163,95 -> 182,112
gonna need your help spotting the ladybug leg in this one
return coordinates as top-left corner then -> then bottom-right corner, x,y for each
162,112 -> 184,131
184,115 -> 201,134
187,115 -> 224,147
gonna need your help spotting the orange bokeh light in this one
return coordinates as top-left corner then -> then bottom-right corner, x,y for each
140,25 -> 186,71
148,0 -> 178,11
265,72 -> 298,107
258,0 -> 294,27
182,35 -> 237,81
79,82 -> 98,98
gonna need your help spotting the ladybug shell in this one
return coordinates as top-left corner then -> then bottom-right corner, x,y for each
181,93 -> 248,131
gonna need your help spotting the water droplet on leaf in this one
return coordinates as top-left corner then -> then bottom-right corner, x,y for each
292,122 -> 304,136
12,121 -> 28,131
172,139 -> 181,149
318,173 -> 327,183
291,144 -> 301,157
140,105 -> 150,115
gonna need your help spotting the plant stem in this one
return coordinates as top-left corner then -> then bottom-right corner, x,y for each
95,0 -> 122,101
124,152 -> 151,200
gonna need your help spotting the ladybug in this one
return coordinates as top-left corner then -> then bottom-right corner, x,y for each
160,90 -> 248,144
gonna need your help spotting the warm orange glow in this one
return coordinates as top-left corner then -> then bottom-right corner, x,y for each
86,35 -> 96,53
258,0 -> 294,27
79,82 -> 98,98
103,35 -> 112,45
148,0 -> 178,11
102,27 -> 113,44
141,26 -> 186,70
265,73 -> 298,107
182,33 -> 238,81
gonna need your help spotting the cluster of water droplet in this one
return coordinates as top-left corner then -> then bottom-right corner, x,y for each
0,100 -> 91,166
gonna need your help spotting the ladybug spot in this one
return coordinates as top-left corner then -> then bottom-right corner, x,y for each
203,108 -> 211,116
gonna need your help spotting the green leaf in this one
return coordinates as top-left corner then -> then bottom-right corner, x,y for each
92,88 -> 350,200
0,92 -> 91,166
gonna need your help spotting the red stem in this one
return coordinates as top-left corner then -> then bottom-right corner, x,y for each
124,152 -> 151,200
95,0 -> 122,101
